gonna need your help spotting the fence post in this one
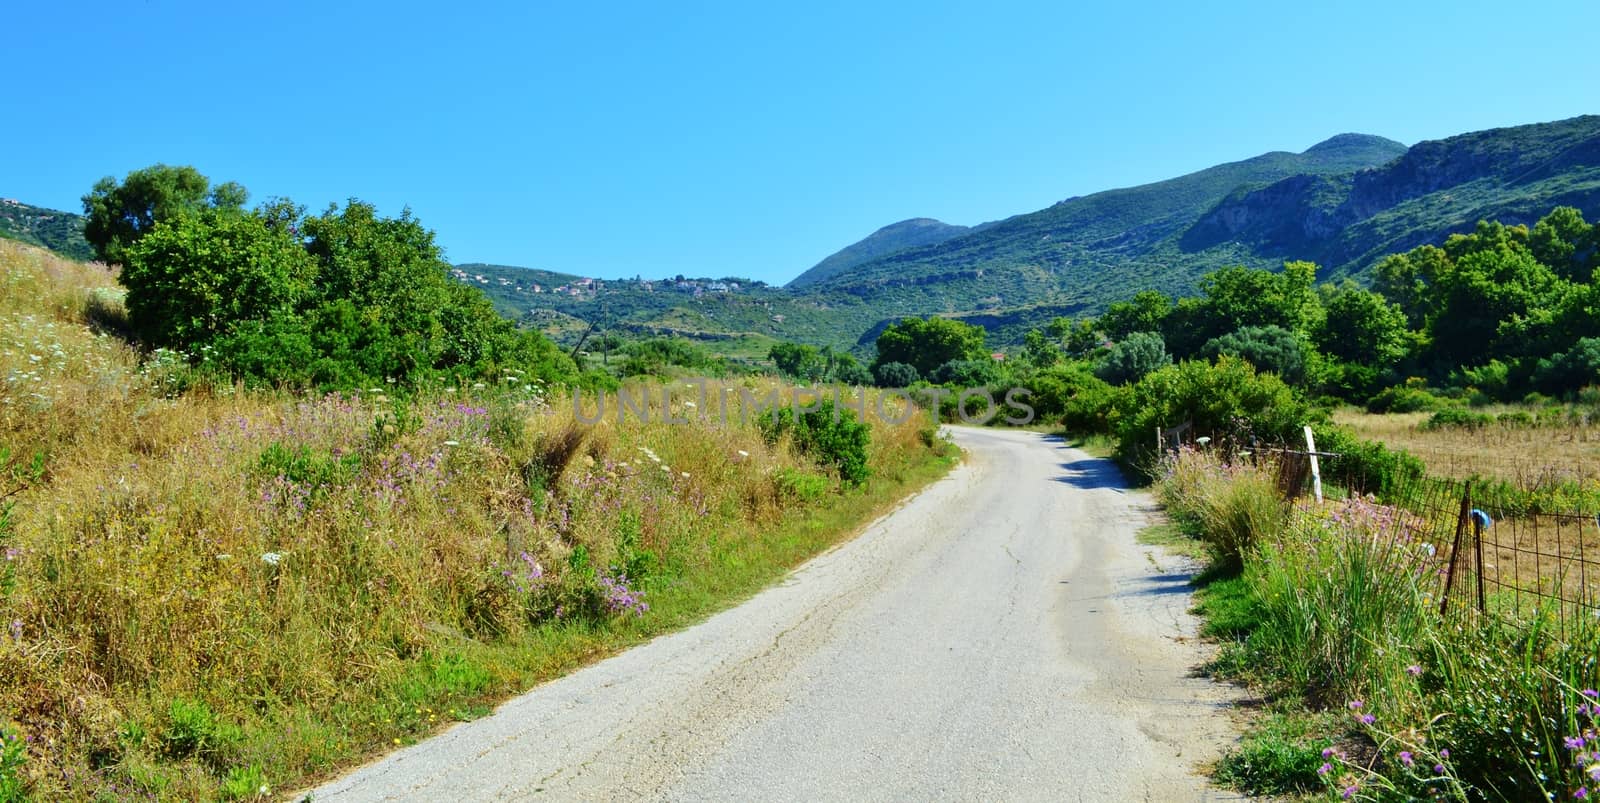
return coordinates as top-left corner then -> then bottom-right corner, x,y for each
1471,488 -> 1485,614
1302,425 -> 1323,504
1440,482 -> 1473,617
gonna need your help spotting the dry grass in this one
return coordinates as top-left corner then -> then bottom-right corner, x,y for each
1332,407 -> 1600,486
0,241 -> 953,800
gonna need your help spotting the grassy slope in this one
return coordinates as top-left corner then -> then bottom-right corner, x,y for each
0,240 -> 956,801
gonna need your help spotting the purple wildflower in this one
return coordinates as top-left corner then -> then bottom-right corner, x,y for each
1569,737 -> 1589,751
1399,751 -> 1414,766
1406,664 -> 1423,676
1318,762 -> 1332,775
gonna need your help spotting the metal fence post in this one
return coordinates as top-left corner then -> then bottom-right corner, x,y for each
1441,483 -> 1472,617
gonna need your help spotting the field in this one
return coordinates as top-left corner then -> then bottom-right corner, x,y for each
0,239 -> 954,801
1332,407 -> 1600,486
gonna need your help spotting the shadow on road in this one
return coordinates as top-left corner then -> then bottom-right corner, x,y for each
1053,459 -> 1125,491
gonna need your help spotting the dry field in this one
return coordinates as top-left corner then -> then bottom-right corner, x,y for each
1332,408 -> 1600,486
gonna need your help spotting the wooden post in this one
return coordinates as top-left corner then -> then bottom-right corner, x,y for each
1303,425 -> 1323,503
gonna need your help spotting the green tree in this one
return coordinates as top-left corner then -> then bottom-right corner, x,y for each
873,361 -> 920,387
1374,245 -> 1450,329
1315,282 -> 1411,366
871,316 -> 987,378
120,207 -> 315,348
1097,290 -> 1172,341
1425,240 -> 1561,365
1047,316 -> 1101,359
1095,331 -> 1170,385
1529,206 -> 1595,281
769,342 -> 824,380
1202,325 -> 1307,385
82,164 -> 247,264
1021,328 -> 1061,368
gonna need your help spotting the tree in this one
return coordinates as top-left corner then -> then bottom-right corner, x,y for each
1094,331 -> 1170,385
873,361 -> 920,388
120,207 -> 315,348
1315,282 -> 1411,366
1097,290 -> 1172,341
1425,240 -> 1561,365
1021,328 -> 1061,368
830,353 -> 873,386
82,164 -> 247,264
769,342 -> 824,380
1047,317 -> 1101,358
929,358 -> 1005,387
871,317 -> 987,378
1530,206 -> 1595,282
1202,325 -> 1307,385
1373,246 -> 1448,330
1533,337 -> 1600,395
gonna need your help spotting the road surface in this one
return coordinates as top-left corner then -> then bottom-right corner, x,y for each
309,428 -> 1238,802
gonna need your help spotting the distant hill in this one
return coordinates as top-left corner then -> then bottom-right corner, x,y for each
0,199 -> 93,261
789,218 -> 976,288
1181,116 -> 1600,278
458,116 -> 1600,352
794,133 -> 1409,309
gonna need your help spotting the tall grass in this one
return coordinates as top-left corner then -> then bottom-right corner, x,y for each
0,241 -> 954,800
1162,448 -> 1600,800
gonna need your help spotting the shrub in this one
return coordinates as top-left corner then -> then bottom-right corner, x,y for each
873,361 -> 920,388
1116,357 -> 1314,473
1094,331 -> 1170,385
1420,407 -> 1494,430
1533,337 -> 1600,395
928,358 -> 1005,387
1202,325 -> 1307,386
758,399 -> 871,484
1311,426 -> 1427,500
1365,383 -> 1447,414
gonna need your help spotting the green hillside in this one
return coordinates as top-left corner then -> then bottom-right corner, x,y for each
789,217 -> 976,288
0,198 -> 93,260
430,118 -> 1598,354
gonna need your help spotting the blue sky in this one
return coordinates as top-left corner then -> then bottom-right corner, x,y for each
5,1 -> 1597,284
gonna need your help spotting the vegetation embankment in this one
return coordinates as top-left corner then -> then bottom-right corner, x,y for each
0,166 -> 957,801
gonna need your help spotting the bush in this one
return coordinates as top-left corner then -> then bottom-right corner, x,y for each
1421,407 -> 1494,430
1202,325 -> 1307,386
1094,331 -> 1170,385
1116,357 -> 1314,474
758,399 -> 871,484
1533,337 -> 1600,395
1365,383 -> 1447,413
873,361 -> 920,388
1311,426 -> 1427,500
929,358 -> 1005,387
1024,362 -> 1123,432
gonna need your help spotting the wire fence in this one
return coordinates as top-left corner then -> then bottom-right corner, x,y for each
1313,449 -> 1600,637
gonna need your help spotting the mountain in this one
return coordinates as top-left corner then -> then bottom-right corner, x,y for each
1180,116 -> 1600,278
793,133 -> 1409,310
789,218 -> 975,288
0,199 -> 93,261
470,118 -> 1600,352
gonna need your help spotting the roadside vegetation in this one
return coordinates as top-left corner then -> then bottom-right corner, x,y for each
0,165 -> 956,800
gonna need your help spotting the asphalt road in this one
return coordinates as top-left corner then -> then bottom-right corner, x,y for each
309,428 -> 1238,802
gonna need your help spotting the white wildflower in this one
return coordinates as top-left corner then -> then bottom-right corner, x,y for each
737,450 -> 750,458
261,552 -> 283,566
216,554 -> 231,560
443,440 -> 461,447
681,471 -> 690,478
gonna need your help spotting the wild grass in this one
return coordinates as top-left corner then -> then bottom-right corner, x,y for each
0,241 -> 955,800
1162,448 -> 1600,800
1333,407 -> 1600,488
